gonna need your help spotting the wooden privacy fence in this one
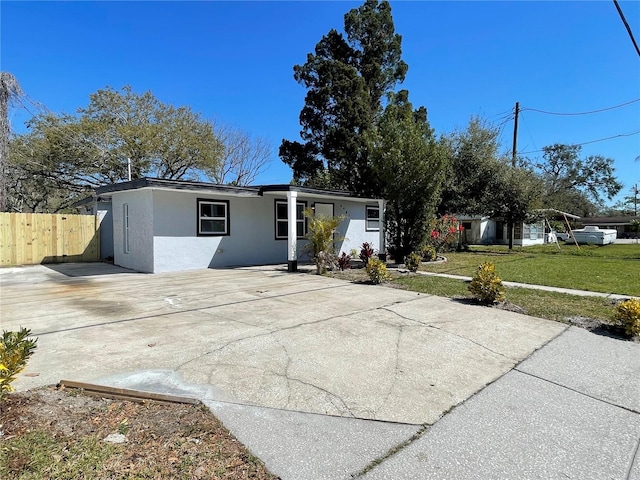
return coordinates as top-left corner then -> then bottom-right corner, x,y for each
0,213 -> 100,267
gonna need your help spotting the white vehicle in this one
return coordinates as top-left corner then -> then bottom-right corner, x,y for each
569,226 -> 617,245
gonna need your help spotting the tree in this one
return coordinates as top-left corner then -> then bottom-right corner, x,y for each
368,91 -> 447,259
280,0 -> 407,193
536,144 -> 622,211
207,123 -> 272,186
6,86 -> 225,212
438,117 -> 504,216
614,184 -> 639,216
1,72 -> 22,212
437,117 -> 544,249
487,163 -> 544,249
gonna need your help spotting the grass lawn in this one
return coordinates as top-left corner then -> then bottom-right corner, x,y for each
393,274 -> 615,324
419,243 -> 640,296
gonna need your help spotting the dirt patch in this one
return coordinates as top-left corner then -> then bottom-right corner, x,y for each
0,385 -> 278,479
564,316 -> 637,342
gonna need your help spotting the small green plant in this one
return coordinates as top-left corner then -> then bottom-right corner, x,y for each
1,327 -> 38,400
359,242 -> 376,265
613,298 -> 640,337
468,262 -> 505,304
421,245 -> 437,262
118,418 -> 130,435
404,251 -> 422,272
366,258 -> 391,284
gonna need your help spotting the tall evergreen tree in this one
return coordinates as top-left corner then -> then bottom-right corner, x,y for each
280,0 -> 407,193
368,91 -> 446,258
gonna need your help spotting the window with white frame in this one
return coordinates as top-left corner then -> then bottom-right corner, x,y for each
197,199 -> 229,236
275,200 -> 306,239
366,205 -> 380,231
123,203 -> 130,253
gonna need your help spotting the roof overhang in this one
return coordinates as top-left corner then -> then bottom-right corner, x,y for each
535,208 -> 581,220
94,178 -> 383,202
95,178 -> 261,198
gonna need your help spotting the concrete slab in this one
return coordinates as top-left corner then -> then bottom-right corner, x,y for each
204,401 -> 419,480
518,326 -> 640,412
2,263 -> 565,427
363,370 -> 640,480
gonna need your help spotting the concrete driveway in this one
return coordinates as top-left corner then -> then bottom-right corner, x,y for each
2,263 -> 565,425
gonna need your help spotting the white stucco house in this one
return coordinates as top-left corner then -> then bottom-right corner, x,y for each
83,177 -> 385,273
457,216 -> 546,247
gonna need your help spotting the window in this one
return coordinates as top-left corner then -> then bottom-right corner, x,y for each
123,203 -> 130,253
366,206 -> 380,231
197,199 -> 229,236
275,200 -> 306,239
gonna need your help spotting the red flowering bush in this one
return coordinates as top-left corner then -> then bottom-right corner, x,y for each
427,215 -> 464,253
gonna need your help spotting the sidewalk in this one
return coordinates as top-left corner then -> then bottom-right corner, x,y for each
199,326 -> 640,480
361,326 -> 640,480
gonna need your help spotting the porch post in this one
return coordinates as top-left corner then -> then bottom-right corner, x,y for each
377,199 -> 386,261
287,190 -> 298,272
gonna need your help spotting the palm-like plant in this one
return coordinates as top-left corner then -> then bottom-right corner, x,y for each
303,208 -> 345,274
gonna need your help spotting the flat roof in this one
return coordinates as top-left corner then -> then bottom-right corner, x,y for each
94,177 -> 382,202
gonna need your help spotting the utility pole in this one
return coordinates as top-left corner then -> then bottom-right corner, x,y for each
507,101 -> 520,249
511,101 -> 519,167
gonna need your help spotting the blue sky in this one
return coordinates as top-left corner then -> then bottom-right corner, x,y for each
2,1 -> 639,206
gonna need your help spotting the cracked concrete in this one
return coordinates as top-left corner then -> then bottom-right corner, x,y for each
5,264 -> 566,425
2,262 -> 574,478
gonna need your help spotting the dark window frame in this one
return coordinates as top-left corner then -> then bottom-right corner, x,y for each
197,198 -> 230,236
365,205 -> 381,232
274,199 -> 307,240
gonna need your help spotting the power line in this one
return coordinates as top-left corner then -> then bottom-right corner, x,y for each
518,111 -> 539,155
613,0 -> 640,57
519,129 -> 640,155
521,98 -> 640,116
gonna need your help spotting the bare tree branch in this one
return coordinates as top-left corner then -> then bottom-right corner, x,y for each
207,122 -> 273,186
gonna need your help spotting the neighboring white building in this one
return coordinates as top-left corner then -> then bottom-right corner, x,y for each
84,178 -> 384,273
456,216 -> 546,247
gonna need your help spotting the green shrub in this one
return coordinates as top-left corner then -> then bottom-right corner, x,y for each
421,245 -> 437,262
303,208 -> 345,274
613,298 -> 640,337
468,262 -> 505,304
1,328 -> 38,401
366,258 -> 391,284
404,251 -> 422,272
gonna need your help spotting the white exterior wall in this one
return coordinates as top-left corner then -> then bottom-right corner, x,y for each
112,190 -> 154,272
152,190 -> 292,272
109,189 -> 382,273
515,221 -> 545,246
333,200 -> 381,254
